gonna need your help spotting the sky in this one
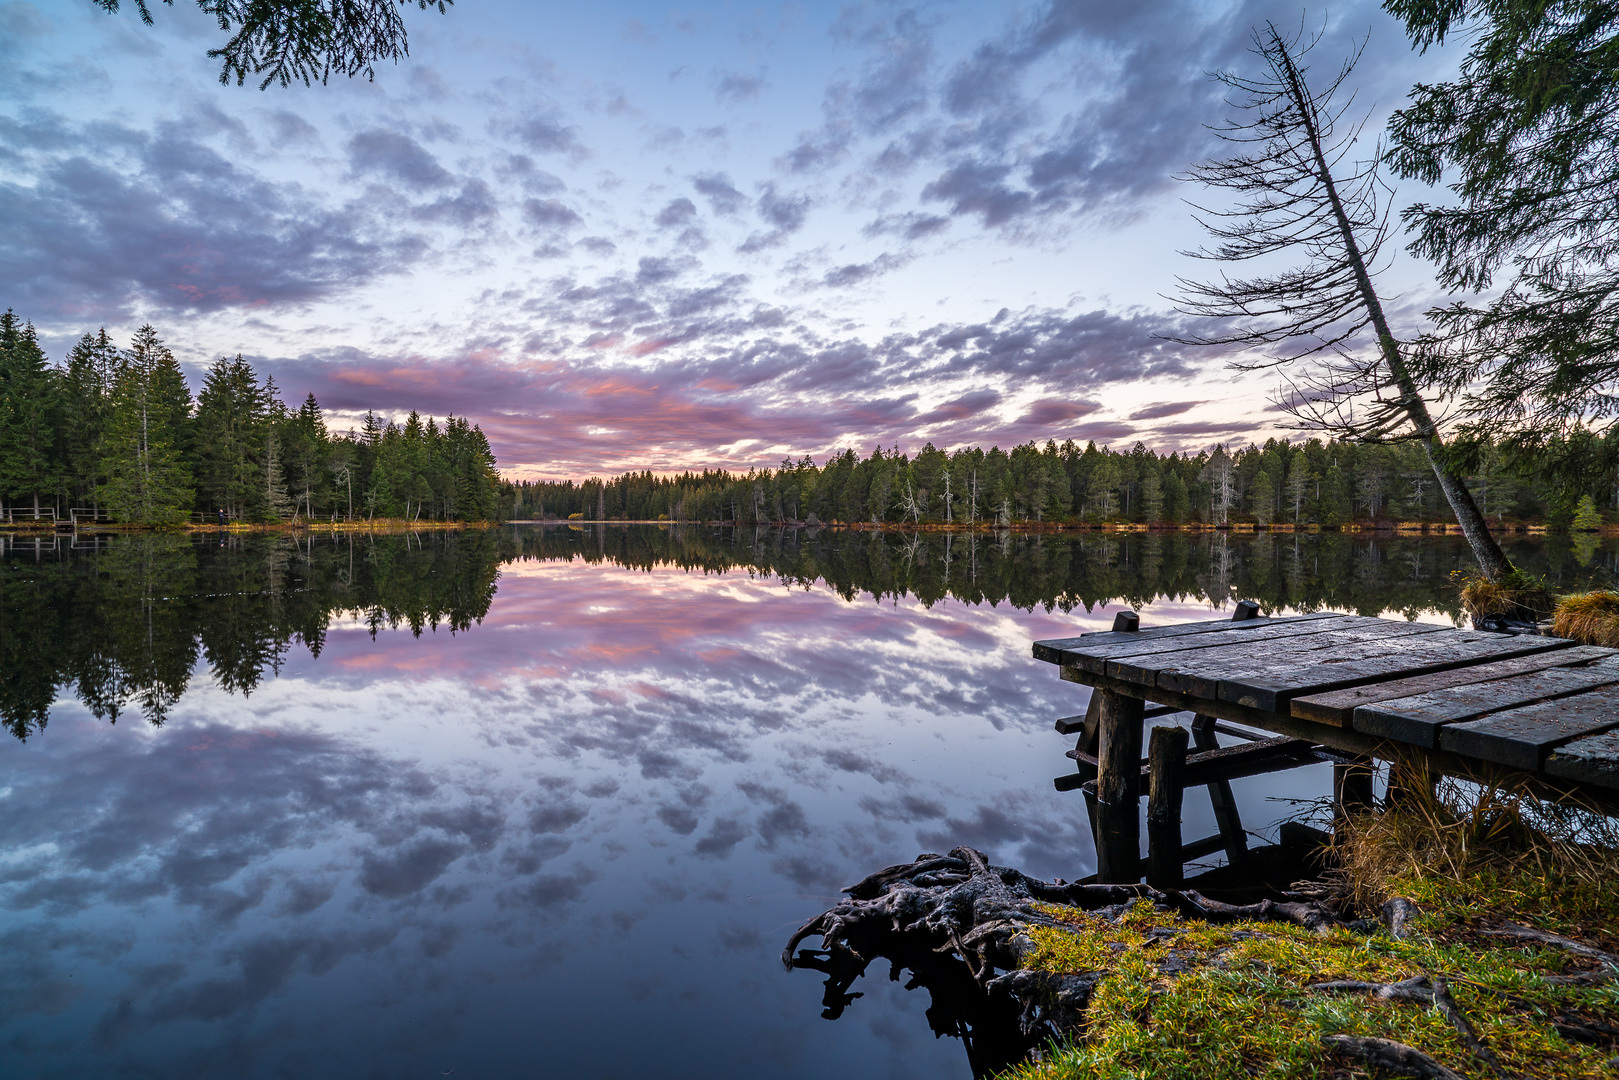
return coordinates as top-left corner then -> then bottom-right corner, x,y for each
1,0 -> 1463,479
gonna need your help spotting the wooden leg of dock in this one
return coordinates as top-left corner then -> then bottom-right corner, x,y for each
1095,690 -> 1145,883
1333,757 -> 1375,811
1146,725 -> 1189,888
1192,714 -> 1248,864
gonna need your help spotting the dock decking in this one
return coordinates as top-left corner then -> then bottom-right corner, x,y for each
1033,607 -> 1619,884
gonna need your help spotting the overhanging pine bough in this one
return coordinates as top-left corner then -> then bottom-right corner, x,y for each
1172,24 -> 1512,579
1383,0 -> 1619,484
93,0 -> 453,89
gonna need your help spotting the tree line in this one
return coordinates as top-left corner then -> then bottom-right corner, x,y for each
506,434 -> 1617,529
0,312 -> 503,525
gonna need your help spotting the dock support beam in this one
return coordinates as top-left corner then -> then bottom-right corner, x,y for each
1094,689 -> 1145,883
1146,725 -> 1189,888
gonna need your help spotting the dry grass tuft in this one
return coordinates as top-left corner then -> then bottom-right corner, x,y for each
1454,568 -> 1554,623
1552,591 -> 1619,647
1333,760 -> 1619,919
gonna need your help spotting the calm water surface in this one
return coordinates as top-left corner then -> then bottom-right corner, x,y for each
2,525 -> 1613,1079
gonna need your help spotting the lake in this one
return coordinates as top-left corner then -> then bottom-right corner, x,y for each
2,525 -> 1613,1078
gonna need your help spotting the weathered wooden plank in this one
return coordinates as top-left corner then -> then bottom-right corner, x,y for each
1216,635 -> 1577,712
1031,612 -> 1337,665
1352,657 -> 1619,748
1290,645 -> 1619,726
1061,666 -> 1619,815
1145,621 -> 1455,696
1076,612 -> 1326,645
1440,693 -> 1619,770
1068,732 -> 1315,785
1182,737 -> 1319,786
1545,730 -> 1619,790
1053,614 -> 1377,675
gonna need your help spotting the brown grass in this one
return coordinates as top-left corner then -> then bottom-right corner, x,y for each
1333,761 -> 1619,922
1454,568 -> 1555,622
1552,591 -> 1619,647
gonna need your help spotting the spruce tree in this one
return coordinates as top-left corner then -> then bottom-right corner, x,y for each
0,311 -> 59,519
1164,470 -> 1190,523
264,430 -> 294,520
99,328 -> 194,525
61,330 -> 121,509
1572,494 -> 1603,532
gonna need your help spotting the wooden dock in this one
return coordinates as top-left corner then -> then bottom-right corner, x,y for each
1033,606 -> 1619,884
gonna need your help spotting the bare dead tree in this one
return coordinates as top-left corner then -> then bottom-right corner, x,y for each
1172,23 -> 1511,579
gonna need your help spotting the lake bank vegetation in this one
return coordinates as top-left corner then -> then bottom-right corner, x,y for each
0,313 -> 503,527
785,774 -> 1619,1080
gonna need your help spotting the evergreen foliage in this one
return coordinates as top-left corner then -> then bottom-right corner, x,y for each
505,435 -> 1606,528
0,310 -> 59,519
1385,0 -> 1619,440
0,312 -> 503,526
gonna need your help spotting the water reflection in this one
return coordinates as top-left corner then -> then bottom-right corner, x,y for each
8,526 -> 1617,741
0,526 -> 1613,1079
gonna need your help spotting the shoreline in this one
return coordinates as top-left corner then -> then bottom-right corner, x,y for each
4,516 -> 1615,536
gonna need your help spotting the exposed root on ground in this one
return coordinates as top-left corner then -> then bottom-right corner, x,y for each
1322,1034 -> 1467,1080
781,846 -> 1344,1063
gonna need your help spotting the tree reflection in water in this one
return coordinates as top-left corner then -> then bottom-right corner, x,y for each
4,524 -> 1615,742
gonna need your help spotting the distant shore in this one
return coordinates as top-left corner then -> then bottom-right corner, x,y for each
4,516 -> 1616,536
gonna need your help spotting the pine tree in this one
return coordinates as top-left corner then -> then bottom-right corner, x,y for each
1139,468 -> 1165,522
0,311 -> 59,519
1320,463 -> 1351,527
1286,463 -> 1311,523
264,430 -> 294,520
1199,447 -> 1236,525
1164,470 -> 1190,523
1572,494 -> 1603,533
1250,471 -> 1277,525
61,329 -> 121,509
99,328 -> 193,525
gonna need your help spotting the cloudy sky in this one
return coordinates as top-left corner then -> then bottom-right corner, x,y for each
2,0 -> 1460,479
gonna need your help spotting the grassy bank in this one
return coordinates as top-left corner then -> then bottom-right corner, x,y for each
1002,784 -> 1619,1080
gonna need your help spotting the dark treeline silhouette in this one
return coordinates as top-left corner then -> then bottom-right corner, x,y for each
0,312 -> 503,525
507,436 -> 1619,530
7,525 -> 1615,742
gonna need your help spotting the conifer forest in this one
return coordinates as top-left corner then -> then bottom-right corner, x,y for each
0,313 -> 503,525
508,434 -> 1619,530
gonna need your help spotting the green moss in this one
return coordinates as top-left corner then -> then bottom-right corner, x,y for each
1003,883 -> 1617,1080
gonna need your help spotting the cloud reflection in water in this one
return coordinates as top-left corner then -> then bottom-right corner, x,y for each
2,526 -> 1608,1078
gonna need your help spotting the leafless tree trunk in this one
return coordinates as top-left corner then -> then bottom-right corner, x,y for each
1173,23 -> 1511,578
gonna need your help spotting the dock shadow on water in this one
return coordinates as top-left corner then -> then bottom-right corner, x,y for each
0,525 -> 1614,1078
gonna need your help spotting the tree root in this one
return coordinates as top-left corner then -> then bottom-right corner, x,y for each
1312,975 -> 1501,1075
782,846 -> 1346,1058
1482,920 -> 1619,965
1323,1034 -> 1466,1080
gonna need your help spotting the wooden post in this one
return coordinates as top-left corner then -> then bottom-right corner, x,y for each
1146,725 -> 1190,888
1333,757 -> 1375,812
1192,714 -> 1249,863
1333,755 -> 1376,843
1094,689 -> 1145,883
